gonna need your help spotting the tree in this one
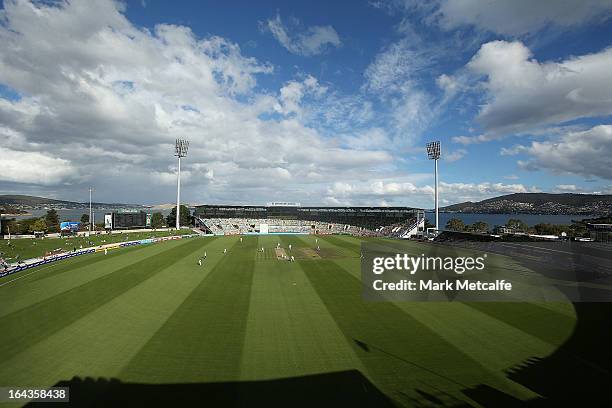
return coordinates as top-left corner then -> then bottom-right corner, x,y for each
151,212 -> 164,228
471,221 -> 489,233
80,213 -> 90,224
45,209 -> 60,232
17,218 -> 39,234
29,218 -> 47,233
166,205 -> 192,227
533,223 -> 558,235
446,218 -> 465,231
506,218 -> 528,232
1,219 -> 17,236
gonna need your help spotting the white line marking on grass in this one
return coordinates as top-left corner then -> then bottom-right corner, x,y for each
0,264 -> 59,287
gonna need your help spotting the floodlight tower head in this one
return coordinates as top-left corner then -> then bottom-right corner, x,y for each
175,139 -> 189,158
426,141 -> 441,160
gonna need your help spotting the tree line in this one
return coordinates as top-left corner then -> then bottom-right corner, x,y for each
444,217 -> 588,237
1,205 -> 192,235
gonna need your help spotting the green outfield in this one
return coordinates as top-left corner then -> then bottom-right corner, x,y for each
0,235 -> 577,406
0,229 -> 194,261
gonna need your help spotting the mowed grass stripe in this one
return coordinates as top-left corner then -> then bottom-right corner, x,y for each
318,234 -> 361,256
0,243 -> 177,318
0,237 -> 220,387
26,244 -> 151,284
320,236 -> 574,399
239,235 -> 366,381
0,238 -> 205,358
325,236 -> 576,347
301,259 -> 528,405
391,302 -> 563,375
463,302 -> 576,346
374,240 -> 577,345
119,235 -> 254,383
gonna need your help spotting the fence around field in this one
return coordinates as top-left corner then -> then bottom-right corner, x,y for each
0,233 -> 202,280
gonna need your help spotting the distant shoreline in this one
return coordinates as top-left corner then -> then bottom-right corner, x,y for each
434,211 -> 600,217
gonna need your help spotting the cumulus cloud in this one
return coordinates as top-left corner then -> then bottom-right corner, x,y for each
323,179 -> 542,206
467,41 -> 612,135
0,147 -> 76,185
0,0 -> 389,204
262,13 -> 341,56
434,0 -> 612,36
517,125 -> 612,180
553,184 -> 580,193
274,75 -> 327,116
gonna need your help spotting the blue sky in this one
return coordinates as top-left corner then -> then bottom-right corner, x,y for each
1,0 -> 611,206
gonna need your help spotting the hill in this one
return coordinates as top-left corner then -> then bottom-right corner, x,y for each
441,193 -> 612,215
0,195 -> 142,210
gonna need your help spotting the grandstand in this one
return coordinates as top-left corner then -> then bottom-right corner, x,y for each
194,204 -> 424,238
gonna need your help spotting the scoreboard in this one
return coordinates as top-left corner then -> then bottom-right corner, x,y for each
105,211 -> 152,230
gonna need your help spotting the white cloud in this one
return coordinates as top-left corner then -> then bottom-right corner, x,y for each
0,0 -> 391,204
323,178 -> 542,206
467,41 -> 612,135
275,75 -> 327,116
363,38 -> 431,94
444,148 -> 467,162
436,181 -> 541,205
0,147 -> 76,185
517,125 -> 612,180
362,38 -> 438,145
553,184 -> 579,193
452,134 -> 495,145
436,73 -> 460,100
434,0 -> 612,36
340,128 -> 392,150
262,13 -> 341,56
500,145 -> 528,156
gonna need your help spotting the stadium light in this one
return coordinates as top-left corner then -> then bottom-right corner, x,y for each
426,141 -> 441,232
175,139 -> 189,230
89,187 -> 93,236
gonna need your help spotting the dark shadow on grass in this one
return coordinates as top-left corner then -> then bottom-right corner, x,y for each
353,338 -> 467,389
25,371 -> 395,408
461,302 -> 612,407
427,240 -> 612,406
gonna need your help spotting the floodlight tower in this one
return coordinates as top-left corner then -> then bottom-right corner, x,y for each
89,187 -> 93,236
174,139 -> 189,230
426,141 -> 441,232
